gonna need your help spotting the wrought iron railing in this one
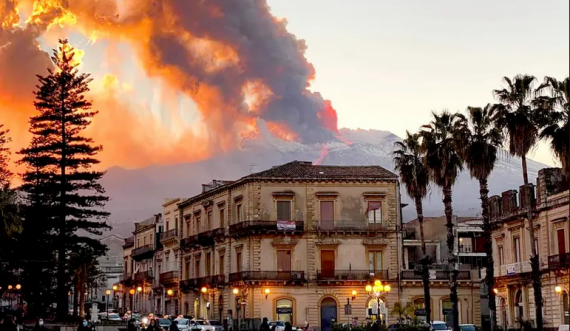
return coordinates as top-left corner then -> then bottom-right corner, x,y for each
159,270 -> 179,284
548,252 -> 570,270
228,221 -> 304,236
180,235 -> 199,249
160,229 -> 178,242
229,271 -> 305,282
195,275 -> 226,287
314,221 -> 390,232
132,245 -> 154,257
400,270 -> 471,280
134,270 -> 154,282
316,270 -> 388,281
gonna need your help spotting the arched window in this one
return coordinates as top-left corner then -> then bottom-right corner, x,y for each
441,298 -> 460,324
320,297 -> 338,331
366,298 -> 387,324
413,298 -> 427,322
276,298 -> 294,324
514,290 -> 523,321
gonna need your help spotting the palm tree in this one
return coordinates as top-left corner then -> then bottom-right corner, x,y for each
535,76 -> 569,176
393,132 -> 432,323
390,301 -> 415,324
420,110 -> 468,331
463,105 -> 502,331
492,75 -> 544,330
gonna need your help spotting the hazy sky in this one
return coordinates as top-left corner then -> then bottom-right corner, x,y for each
267,0 -> 570,166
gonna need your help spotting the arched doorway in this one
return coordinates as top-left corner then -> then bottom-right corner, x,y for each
441,298 -> 460,325
514,290 -> 523,322
413,297 -> 428,323
276,298 -> 294,324
366,298 -> 387,324
499,298 -> 507,329
320,297 -> 337,331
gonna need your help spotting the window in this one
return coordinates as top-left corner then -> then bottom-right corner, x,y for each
166,256 -> 170,271
498,245 -> 504,265
320,250 -> 335,278
137,239 -> 140,247
513,237 -> 521,262
276,298 -> 293,324
236,204 -> 242,223
195,260 -> 200,278
320,201 -> 334,230
143,237 -> 147,246
186,222 -> 191,237
277,250 -> 292,271
367,201 -> 382,224
185,262 -> 190,279
166,219 -> 170,231
368,251 -> 382,273
534,237 -> 539,255
195,215 -> 201,233
206,253 -> 211,276
219,208 -> 225,228
236,252 -> 242,272
219,255 -> 225,275
277,201 -> 292,221
441,299 -> 453,323
207,211 -> 213,229
558,229 -> 567,255
150,234 -> 153,245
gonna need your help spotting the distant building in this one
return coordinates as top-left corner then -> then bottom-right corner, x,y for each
491,167 -> 569,331
94,235 -> 124,309
402,216 -> 483,325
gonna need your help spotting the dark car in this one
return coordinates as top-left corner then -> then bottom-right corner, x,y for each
159,318 -> 172,330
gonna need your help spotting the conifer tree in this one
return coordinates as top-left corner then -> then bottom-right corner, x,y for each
18,39 -> 110,320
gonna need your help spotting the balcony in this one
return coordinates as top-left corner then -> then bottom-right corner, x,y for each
134,270 -> 154,282
400,270 -> 471,281
316,270 -> 388,283
180,279 -> 198,293
159,270 -> 179,285
548,252 -> 570,270
314,221 -> 391,234
198,228 -> 225,246
180,235 -> 200,250
229,271 -> 305,285
160,229 -> 178,243
119,273 -> 133,285
196,275 -> 226,288
132,245 -> 154,260
229,221 -> 304,237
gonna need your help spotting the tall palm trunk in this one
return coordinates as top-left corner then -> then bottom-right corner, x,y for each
521,155 -> 543,331
415,196 -> 431,324
443,186 -> 460,331
479,178 -> 496,331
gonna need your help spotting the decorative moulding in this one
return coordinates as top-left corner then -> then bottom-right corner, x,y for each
315,191 -> 339,197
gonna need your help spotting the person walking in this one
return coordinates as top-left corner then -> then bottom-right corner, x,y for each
284,322 -> 292,331
1,316 -> 18,331
32,319 -> 48,331
260,318 -> 270,331
77,319 -> 90,331
170,320 -> 179,331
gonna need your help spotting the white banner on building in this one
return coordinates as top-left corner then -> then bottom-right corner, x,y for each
429,269 -> 436,280
277,220 -> 295,231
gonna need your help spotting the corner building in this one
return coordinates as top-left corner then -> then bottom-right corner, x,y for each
177,161 -> 402,330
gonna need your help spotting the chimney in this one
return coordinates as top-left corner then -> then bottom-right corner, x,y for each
519,184 -> 536,209
489,195 -> 502,218
536,168 -> 569,204
501,190 -> 518,214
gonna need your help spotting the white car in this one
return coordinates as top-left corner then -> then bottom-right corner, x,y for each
208,320 -> 224,331
175,318 -> 190,331
190,320 -> 213,331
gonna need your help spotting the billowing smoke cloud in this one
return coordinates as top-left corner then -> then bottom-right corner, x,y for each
0,0 -> 341,169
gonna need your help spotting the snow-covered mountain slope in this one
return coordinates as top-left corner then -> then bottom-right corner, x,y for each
101,128 -> 547,236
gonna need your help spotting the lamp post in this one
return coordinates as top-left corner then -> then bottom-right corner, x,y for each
167,289 -> 174,316
137,286 -> 143,313
105,290 -> 111,319
129,289 -> 135,313
112,285 -> 118,311
365,280 -> 391,323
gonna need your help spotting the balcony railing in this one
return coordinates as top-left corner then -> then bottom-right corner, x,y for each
132,245 -> 154,258
314,221 -> 390,233
120,273 -> 132,283
316,269 -> 388,281
197,228 -> 225,246
160,229 -> 178,242
196,275 -> 226,288
134,270 -> 154,282
229,221 -> 304,237
548,252 -> 570,270
400,270 -> 471,280
229,271 -> 305,283
180,235 -> 199,250
159,270 -> 179,284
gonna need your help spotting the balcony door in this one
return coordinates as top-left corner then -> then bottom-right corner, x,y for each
320,250 -> 335,278
320,201 -> 334,230
558,229 -> 567,255
277,250 -> 292,272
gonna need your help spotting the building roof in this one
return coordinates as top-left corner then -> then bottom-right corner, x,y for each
179,161 -> 398,208
243,161 -> 398,180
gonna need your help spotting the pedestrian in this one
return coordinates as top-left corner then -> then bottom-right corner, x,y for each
170,320 -> 179,331
260,318 -> 270,331
1,315 -> 18,331
128,319 -> 137,331
284,322 -> 292,331
77,319 -> 90,331
32,319 -> 48,331
303,321 -> 310,331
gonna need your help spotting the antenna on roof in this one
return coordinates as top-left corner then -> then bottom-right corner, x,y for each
250,164 -> 257,174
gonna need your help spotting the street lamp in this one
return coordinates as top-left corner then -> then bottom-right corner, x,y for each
129,289 -> 135,313
201,287 -> 208,294
264,288 -> 270,299
555,286 -> 562,294
105,290 -> 111,319
366,280 -> 392,323
351,290 -> 357,301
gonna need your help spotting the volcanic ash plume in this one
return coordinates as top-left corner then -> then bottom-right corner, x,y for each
1,0 -> 342,168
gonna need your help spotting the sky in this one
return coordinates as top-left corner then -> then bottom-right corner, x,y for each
266,0 -> 570,166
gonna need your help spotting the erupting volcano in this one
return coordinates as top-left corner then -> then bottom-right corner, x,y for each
0,0 -> 344,169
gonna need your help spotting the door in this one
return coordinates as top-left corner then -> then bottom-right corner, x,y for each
320,250 -> 335,278
558,229 -> 566,255
320,201 -> 334,230
320,297 -> 337,331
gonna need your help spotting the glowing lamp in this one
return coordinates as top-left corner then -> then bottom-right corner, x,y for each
378,284 -> 384,292
129,289 -> 135,295
201,287 -> 208,293
365,285 -> 372,292
112,285 -> 118,291
232,288 -> 239,295
105,290 -> 111,295
15,284 -> 21,290
264,288 -> 270,298
493,288 -> 499,294
374,280 -> 381,287
555,286 -> 562,294
167,289 -> 174,296
137,286 -> 142,292
7,285 -> 12,290
351,290 -> 357,296
384,285 -> 391,292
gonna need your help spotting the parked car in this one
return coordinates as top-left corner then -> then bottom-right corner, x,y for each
175,318 -> 191,331
459,324 -> 478,331
269,321 -> 285,331
208,320 -> 224,331
190,320 -> 213,331
159,318 -> 172,330
431,321 -> 451,331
